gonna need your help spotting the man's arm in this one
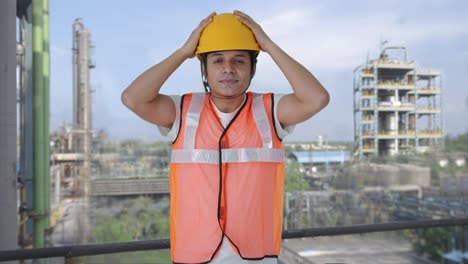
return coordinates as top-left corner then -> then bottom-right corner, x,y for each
235,11 -> 330,127
121,12 -> 216,128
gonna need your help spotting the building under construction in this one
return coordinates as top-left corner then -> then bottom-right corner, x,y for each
353,46 -> 443,159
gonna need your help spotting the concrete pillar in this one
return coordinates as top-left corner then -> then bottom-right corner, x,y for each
0,0 -> 19,261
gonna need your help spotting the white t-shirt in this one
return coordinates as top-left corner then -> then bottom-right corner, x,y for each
158,93 -> 294,264
159,94 -> 293,140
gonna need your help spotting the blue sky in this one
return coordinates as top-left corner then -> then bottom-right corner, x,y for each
47,0 -> 468,142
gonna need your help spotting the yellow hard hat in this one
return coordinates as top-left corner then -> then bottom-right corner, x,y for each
196,13 -> 260,59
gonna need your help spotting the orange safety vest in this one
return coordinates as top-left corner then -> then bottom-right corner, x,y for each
170,92 -> 285,263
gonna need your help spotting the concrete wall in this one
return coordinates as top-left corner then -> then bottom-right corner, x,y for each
349,163 -> 431,188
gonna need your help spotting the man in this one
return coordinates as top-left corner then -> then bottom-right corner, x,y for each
122,10 -> 329,264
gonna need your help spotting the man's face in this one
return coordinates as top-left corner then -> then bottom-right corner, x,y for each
204,50 -> 255,98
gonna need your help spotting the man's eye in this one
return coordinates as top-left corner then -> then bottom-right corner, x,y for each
214,59 -> 223,64
235,60 -> 245,64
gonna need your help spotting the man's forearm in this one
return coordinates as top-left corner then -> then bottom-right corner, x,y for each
265,42 -> 327,105
121,48 -> 189,109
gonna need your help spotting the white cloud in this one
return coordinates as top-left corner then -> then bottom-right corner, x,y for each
261,8 -> 312,38
254,8 -> 468,75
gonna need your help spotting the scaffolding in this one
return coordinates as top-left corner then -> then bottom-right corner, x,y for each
353,46 -> 443,159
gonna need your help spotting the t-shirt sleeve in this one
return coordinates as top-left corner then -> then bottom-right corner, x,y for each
157,95 -> 181,141
273,94 -> 295,139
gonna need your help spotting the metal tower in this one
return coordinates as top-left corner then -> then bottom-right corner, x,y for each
72,18 -> 94,199
72,18 -> 94,243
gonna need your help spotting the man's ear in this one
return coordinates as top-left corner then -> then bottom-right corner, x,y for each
200,62 -> 206,79
251,64 -> 256,79
201,62 -> 209,88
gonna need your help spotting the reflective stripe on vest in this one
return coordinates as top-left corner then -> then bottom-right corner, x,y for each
171,93 -> 282,163
171,148 -> 285,164
183,93 -> 204,149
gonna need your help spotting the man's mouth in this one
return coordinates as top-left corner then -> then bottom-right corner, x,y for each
220,78 -> 238,84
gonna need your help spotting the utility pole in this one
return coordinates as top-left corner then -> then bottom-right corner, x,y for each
0,1 -> 19,264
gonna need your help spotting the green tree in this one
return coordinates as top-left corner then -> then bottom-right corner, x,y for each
445,132 -> 468,152
91,197 -> 171,263
413,227 -> 448,262
284,160 -> 310,192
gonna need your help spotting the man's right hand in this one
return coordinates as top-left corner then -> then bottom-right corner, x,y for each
179,12 -> 216,59
122,12 -> 217,129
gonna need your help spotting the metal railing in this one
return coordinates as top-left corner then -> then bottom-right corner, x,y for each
1,218 -> 467,262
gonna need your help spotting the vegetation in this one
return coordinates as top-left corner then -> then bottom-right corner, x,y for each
444,132 -> 468,153
90,197 -> 171,263
402,226 -> 464,262
284,160 -> 310,192
413,227 -> 448,262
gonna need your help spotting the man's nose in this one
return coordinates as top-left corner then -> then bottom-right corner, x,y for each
222,61 -> 235,73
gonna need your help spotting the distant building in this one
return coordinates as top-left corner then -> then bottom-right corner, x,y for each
288,150 -> 351,176
353,45 -> 443,159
